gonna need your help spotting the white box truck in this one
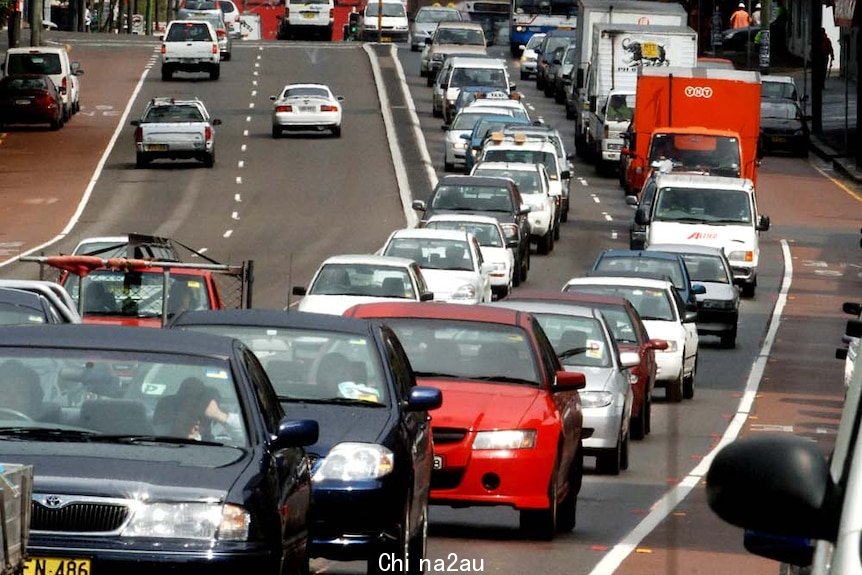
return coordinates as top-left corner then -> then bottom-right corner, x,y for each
571,0 -> 688,158
584,24 -> 698,173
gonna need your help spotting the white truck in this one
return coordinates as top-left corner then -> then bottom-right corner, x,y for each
571,0 -> 688,158
584,24 -> 697,173
160,20 -> 221,81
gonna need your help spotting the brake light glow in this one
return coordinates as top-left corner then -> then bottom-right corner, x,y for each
134,127 -> 143,143
212,43 -> 218,54
161,44 -> 166,54
216,28 -> 226,37
320,105 -> 337,112
329,8 -> 334,19
205,126 -> 213,141
61,76 -> 68,92
276,105 -> 292,113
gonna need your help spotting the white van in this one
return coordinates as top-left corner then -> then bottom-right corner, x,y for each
432,56 -> 513,120
279,0 -> 334,40
635,173 -> 770,297
3,47 -> 83,120
359,0 -> 408,42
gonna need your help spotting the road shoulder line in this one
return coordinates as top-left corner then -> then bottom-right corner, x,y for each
391,44 -> 437,190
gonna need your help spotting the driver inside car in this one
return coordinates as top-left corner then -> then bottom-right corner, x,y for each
0,359 -> 44,419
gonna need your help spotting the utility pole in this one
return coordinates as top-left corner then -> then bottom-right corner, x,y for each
30,0 -> 44,45
145,0 -> 151,34
856,24 -> 862,167
810,0 -> 822,133
7,0 -> 21,48
377,0 -> 382,41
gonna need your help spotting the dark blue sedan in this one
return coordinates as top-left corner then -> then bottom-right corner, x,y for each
0,325 -> 317,575
169,309 -> 442,574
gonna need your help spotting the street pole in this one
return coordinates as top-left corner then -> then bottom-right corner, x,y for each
377,0 -> 382,41
145,0 -> 151,34
811,0 -> 822,134
117,0 -> 124,32
856,29 -> 862,167
758,0 -> 770,73
30,0 -> 44,45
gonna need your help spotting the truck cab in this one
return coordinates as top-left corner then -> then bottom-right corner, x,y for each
588,90 -> 635,173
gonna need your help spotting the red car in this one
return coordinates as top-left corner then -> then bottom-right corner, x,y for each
0,74 -> 63,130
344,301 -> 586,540
506,290 -> 667,440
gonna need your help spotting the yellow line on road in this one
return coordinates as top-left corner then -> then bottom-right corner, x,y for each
814,163 -> 862,202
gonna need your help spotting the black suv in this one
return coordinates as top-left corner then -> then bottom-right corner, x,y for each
412,175 -> 531,285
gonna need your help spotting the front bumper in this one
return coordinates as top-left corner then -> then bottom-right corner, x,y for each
581,405 -> 624,451
273,112 -> 341,129
364,29 -> 408,42
695,307 -> 738,336
601,138 -> 625,162
653,350 -> 683,384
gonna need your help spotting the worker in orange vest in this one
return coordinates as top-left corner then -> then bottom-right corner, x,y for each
729,2 -> 751,29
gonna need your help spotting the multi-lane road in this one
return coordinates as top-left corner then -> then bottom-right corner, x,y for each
1,32 -> 861,575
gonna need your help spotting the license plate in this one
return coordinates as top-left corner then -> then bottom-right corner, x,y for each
299,106 -> 315,112
771,136 -> 787,143
146,144 -> 168,151
433,455 -> 444,470
15,98 -> 31,105
303,12 -> 316,18
24,557 -> 91,575
642,42 -> 659,59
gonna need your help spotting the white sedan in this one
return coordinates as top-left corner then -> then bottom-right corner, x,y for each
292,254 -> 433,315
270,83 -> 343,138
423,214 -> 516,299
380,228 -> 493,305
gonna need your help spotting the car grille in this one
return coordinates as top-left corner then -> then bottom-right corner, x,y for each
431,469 -> 465,490
432,427 -> 468,445
31,500 -> 130,533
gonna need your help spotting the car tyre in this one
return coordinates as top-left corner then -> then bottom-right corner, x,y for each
203,151 -> 215,168
667,373 -> 683,403
332,125 -> 342,138
556,444 -> 582,532
553,220 -> 561,240
427,75 -> 435,87
538,231 -> 552,255
367,499 -> 425,575
741,281 -> 756,298
721,326 -> 737,349
520,70 -> 529,81
645,391 -> 652,434
135,152 -> 149,169
272,125 -> 281,138
630,395 -> 647,441
596,429 -> 623,475
519,468 -> 557,540
50,116 -> 62,131
560,199 -> 569,222
683,356 -> 696,399
161,65 -> 172,81
619,425 -> 630,471
210,65 -> 220,80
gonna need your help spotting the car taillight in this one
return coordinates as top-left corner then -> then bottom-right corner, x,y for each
320,105 -> 337,112
216,28 -> 226,37
161,44 -> 166,54
205,126 -> 213,141
276,105 -> 292,113
61,76 -> 68,92
37,91 -> 56,108
212,43 -> 219,54
329,8 -> 333,18
134,127 -> 143,143
284,7 -> 289,17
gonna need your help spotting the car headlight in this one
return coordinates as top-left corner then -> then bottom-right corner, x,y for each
473,429 -> 536,450
432,53 -> 445,61
313,443 -> 394,481
451,284 -> 477,300
659,340 -> 679,353
793,129 -> 804,136
515,25 -> 524,32
122,502 -> 250,541
578,391 -> 614,408
728,250 -> 754,263
445,98 -> 456,106
452,140 -> 468,150
500,223 -> 519,239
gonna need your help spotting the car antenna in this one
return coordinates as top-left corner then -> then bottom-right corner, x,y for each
285,251 -> 293,311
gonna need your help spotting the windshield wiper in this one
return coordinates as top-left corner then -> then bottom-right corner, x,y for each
414,371 -> 458,378
470,375 -> 538,385
279,396 -> 385,407
98,435 -> 226,447
558,346 -> 588,359
0,427 -> 98,440
708,218 -> 748,224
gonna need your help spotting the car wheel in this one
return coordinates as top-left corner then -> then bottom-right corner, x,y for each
630,395 -> 647,441
50,117 -> 62,131
575,133 -> 587,158
667,373 -> 683,403
520,70 -> 529,81
596,428 -> 622,475
538,231 -> 551,255
619,425 -> 630,471
645,391 -> 652,434
135,152 -> 149,169
513,261 -> 522,287
560,199 -> 569,222
553,220 -> 561,240
519,467 -> 557,540
368,499 -> 424,575
210,65 -> 220,81
741,281 -> 756,298
161,66 -> 172,81
548,228 -> 555,251
556,443 -> 582,532
555,89 -> 565,104
721,326 -> 737,349
272,125 -> 281,138
543,84 -> 554,98
203,151 -> 215,168
407,500 -> 428,573
443,159 -> 454,172
565,104 -> 574,120
332,125 -> 342,138
536,75 -> 545,90
683,355 -> 696,399
427,75 -> 435,87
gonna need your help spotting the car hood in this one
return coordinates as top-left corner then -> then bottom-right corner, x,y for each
281,401 -> 393,458
562,365 -> 616,392
0,441 -> 247,499
641,319 -> 684,346
650,221 -> 755,251
432,44 -> 486,56
418,379 -> 545,430
420,268 -> 479,294
297,294 -> 413,315
478,246 -> 511,265
695,281 -> 738,302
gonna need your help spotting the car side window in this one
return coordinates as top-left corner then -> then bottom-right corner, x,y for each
382,328 -> 415,401
531,317 -> 559,382
472,237 -> 484,267
243,347 -> 282,431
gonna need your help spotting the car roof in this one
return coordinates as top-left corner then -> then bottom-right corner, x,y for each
508,289 -> 635,309
281,83 -> 331,90
425,214 -> 503,226
474,161 -> 541,172
391,228 -> 471,241
437,174 -> 516,188
488,299 -> 597,320
345,301 -> 525,325
171,308 -> 380,337
0,325 -> 237,356
484,138 -> 555,151
653,172 -> 755,191
6,46 -> 68,54
647,243 -> 726,257
435,21 -> 484,29
0,287 -> 47,308
599,249 -> 684,262
448,57 -> 507,68
320,254 -> 416,267
566,276 -> 674,290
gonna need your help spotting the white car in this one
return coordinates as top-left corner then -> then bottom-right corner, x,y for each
471,161 -> 557,255
424,214 -> 516,299
489,300 -> 640,474
279,0 -> 334,39
444,107 -> 514,172
270,83 -> 343,138
292,254 -> 433,315
130,97 -> 221,168
0,280 -> 81,324
380,228 -> 493,305
465,98 -> 530,123
519,32 -> 546,80
218,0 -> 242,37
409,6 -> 462,52
563,275 -> 699,403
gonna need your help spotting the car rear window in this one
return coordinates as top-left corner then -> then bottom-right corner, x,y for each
435,27 -> 484,45
384,238 -> 474,272
144,104 -> 205,123
431,184 -> 513,211
416,8 -> 462,23
5,77 -> 50,91
475,168 -> 541,194
0,303 -> 47,326
218,0 -> 236,12
483,149 -> 558,177
595,256 -> 684,289
166,22 -> 213,41
565,285 -> 675,322
426,221 -> 503,247
282,86 -> 330,98
6,53 -> 62,75
182,0 -> 218,9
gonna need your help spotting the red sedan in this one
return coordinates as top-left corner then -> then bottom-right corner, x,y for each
506,290 -> 667,440
0,74 -> 63,130
344,301 -> 586,540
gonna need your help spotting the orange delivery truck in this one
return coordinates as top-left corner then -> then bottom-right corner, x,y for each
621,66 -> 761,195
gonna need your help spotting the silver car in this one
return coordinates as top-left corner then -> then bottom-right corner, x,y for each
410,6 -> 462,52
488,301 -> 640,475
130,97 -> 221,167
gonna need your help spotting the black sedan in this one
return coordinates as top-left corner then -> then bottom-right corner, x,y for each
759,98 -> 810,157
720,25 -> 759,52
0,74 -> 64,130
169,309 -> 442,574
0,325 -> 317,575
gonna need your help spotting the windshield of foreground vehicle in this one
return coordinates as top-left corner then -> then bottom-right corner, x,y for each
384,238 -> 474,271
0,349 -> 247,447
514,0 -> 577,16
430,184 -> 513,211
564,285 -> 675,322
534,314 -> 611,368
308,263 -> 417,299
647,133 -> 741,177
594,255 -> 684,290
591,304 -> 639,344
761,101 -> 801,120
680,254 -> 730,284
425,221 -> 503,247
0,303 -> 47,326
653,187 -> 752,225
481,149 -> 558,178
435,28 -> 484,45
182,326 -> 389,405
282,86 -> 330,99
450,67 -> 507,89
6,53 -> 62,75
365,2 -> 406,17
383,318 -> 541,385
474,167 -> 541,194
416,8 -> 462,23
144,104 -> 205,123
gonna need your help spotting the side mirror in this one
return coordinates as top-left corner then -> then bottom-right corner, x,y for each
292,286 -> 307,296
554,370 -> 586,390
684,310 -> 698,323
842,301 -> 862,316
691,283 -> 707,295
272,418 -> 319,449
634,207 -> 649,225
211,119 -> 222,126
505,238 -> 519,249
58,86 -> 67,94
419,291 -> 434,301
509,83 -> 517,92
619,351 -> 640,369
645,338 -> 669,352
425,37 -> 432,44
460,133 -> 471,140
534,47 -> 542,55
566,153 -> 576,161
757,215 -> 770,231
560,169 -> 571,180
480,262 -> 495,274
269,95 -> 277,101
412,199 -> 427,212
159,35 -> 164,41
518,205 -> 531,215
336,95 -> 345,101
621,147 -> 630,156
625,195 -> 638,206
130,119 -> 141,126
404,386 -> 442,411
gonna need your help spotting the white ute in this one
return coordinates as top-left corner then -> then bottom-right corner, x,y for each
161,20 -> 221,81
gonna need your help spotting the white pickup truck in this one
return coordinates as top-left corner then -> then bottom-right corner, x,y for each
160,20 -> 221,81
131,97 -> 221,168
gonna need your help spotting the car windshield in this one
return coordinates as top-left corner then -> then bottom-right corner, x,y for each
144,104 -> 205,123
0,349 -> 247,447
761,81 -> 797,101
64,272 -> 211,318
564,285 -> 675,322
761,101 -> 801,120
680,254 -> 730,284
430,184 -> 513,211
534,314 -> 611,368
592,304 -> 640,344
6,53 -> 62,75
382,318 -> 541,385
450,67 -> 507,89
5,77 -> 49,91
594,255 -> 684,290
435,28 -> 484,45
482,149 -> 558,178
0,303 -> 46,326
219,0 -> 236,11
416,8 -> 461,22
525,34 -> 545,49
475,168 -> 541,194
453,111 -> 507,130
282,86 -> 330,98
605,93 -> 635,122
180,326 -> 389,405
425,221 -> 503,247
563,47 -> 577,64
166,22 -> 212,41
542,37 -> 574,55
514,0 -> 577,16
384,238 -> 474,271
308,263 -> 416,299
365,2 -> 405,16
183,0 -> 217,8
648,133 -> 741,177
653,187 -> 752,225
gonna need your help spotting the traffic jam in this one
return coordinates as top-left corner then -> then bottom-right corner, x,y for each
0,0 -> 859,574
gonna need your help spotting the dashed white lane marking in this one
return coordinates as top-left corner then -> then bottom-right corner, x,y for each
197,247 -> 208,254
611,231 -> 618,240
223,230 -> 233,238
236,177 -> 242,185
254,62 -> 260,67
241,144 -> 247,152
253,80 -> 258,86
253,71 -> 259,76
245,116 -> 251,122
249,103 -> 255,109
588,239 -> 794,575
579,177 -> 589,186
257,54 -> 262,59
243,130 -> 249,136
251,90 -> 257,97
602,212 -> 612,221
231,211 -> 240,220
235,194 -> 242,202
591,194 -> 600,204
238,160 -> 245,169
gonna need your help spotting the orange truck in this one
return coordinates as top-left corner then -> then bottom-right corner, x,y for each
621,66 -> 761,195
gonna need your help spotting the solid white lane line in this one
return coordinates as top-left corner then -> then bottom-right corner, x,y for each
579,177 -> 588,186
588,239 -> 794,575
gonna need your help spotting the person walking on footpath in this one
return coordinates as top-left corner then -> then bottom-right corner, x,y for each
816,27 -> 834,90
751,2 -> 761,25
730,2 -> 750,29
